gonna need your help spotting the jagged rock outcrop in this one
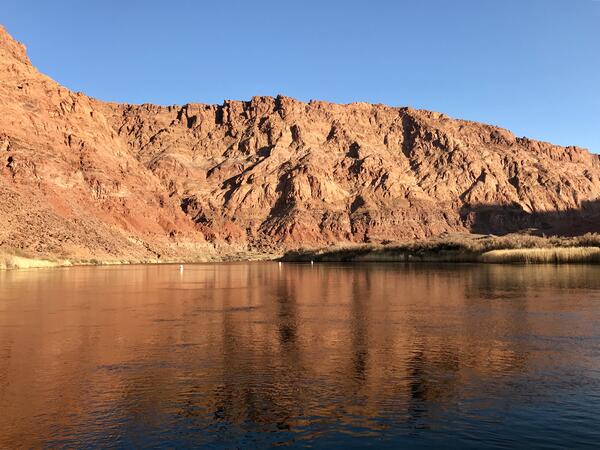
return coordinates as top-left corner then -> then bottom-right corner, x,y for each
1,26 -> 599,261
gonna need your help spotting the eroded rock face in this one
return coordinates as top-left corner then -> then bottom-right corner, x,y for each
1,26 -> 599,260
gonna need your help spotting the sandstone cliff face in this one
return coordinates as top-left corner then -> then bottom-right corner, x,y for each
1,26 -> 599,261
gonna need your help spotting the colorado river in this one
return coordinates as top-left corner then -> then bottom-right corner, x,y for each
1,263 -> 600,448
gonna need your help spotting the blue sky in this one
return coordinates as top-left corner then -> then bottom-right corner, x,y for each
2,0 -> 599,152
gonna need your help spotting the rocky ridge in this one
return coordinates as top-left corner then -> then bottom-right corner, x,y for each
1,26 -> 599,263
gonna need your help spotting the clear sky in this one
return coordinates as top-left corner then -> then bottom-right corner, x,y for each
2,0 -> 599,152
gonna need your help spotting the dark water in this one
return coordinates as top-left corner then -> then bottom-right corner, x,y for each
1,263 -> 600,448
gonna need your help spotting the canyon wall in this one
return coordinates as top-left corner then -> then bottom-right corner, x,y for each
1,26 -> 599,261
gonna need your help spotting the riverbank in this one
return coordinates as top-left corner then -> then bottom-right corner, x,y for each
4,233 -> 600,269
0,250 -> 276,270
281,233 -> 600,264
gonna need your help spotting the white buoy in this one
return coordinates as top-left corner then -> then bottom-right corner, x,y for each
179,264 -> 184,273
310,260 -> 314,265
278,261 -> 282,268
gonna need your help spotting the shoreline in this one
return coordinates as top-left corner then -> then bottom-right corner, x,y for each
281,234 -> 600,265
282,246 -> 600,264
4,234 -> 600,270
0,252 -> 280,271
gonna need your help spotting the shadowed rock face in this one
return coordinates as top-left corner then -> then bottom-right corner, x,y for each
1,26 -> 599,261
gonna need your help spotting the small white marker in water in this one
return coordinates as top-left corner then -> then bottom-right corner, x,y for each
179,264 -> 184,273
278,261 -> 282,268
310,260 -> 314,265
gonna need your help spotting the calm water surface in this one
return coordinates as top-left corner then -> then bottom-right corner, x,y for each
1,263 -> 600,448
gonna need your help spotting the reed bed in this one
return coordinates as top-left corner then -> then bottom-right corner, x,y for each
0,254 -> 68,270
282,233 -> 600,264
480,247 -> 600,264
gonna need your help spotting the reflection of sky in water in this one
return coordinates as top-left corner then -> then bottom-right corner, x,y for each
1,263 -> 600,448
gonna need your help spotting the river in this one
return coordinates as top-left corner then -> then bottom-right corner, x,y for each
1,263 -> 599,448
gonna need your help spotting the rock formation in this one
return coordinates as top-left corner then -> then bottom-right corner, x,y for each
1,26 -> 599,262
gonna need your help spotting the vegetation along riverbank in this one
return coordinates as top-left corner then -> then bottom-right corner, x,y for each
281,233 -> 600,264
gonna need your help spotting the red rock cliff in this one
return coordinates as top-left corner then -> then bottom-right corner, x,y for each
1,26 -> 599,261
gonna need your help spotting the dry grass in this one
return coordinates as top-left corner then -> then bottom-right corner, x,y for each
481,247 -> 600,264
282,233 -> 600,264
0,254 -> 70,270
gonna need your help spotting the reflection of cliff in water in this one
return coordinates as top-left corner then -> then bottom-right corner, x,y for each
2,263 -> 600,446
